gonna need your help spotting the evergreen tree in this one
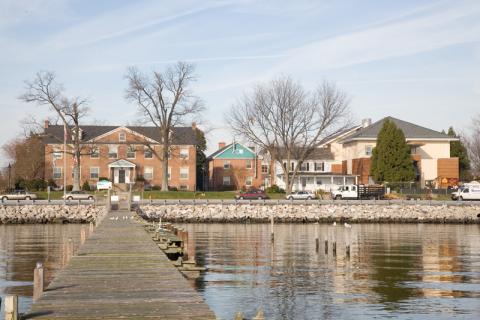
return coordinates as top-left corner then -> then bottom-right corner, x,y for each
370,120 -> 415,183
195,129 -> 207,191
447,127 -> 470,180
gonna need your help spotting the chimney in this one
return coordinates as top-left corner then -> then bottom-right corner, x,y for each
191,122 -> 197,130
361,118 -> 372,128
218,142 -> 226,150
44,120 -> 50,129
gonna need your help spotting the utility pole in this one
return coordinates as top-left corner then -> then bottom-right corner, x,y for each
62,112 -> 67,204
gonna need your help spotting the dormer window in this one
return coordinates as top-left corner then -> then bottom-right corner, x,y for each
144,147 -> 153,159
180,148 -> 189,159
91,147 -> 99,158
119,132 -> 126,142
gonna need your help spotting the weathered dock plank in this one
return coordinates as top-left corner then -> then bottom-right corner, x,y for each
23,210 -> 215,319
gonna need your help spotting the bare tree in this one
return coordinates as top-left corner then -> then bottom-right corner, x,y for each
227,76 -> 350,193
19,71 -> 89,191
125,62 -> 203,191
466,114 -> 480,178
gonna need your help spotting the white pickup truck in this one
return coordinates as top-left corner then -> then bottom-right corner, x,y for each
332,184 -> 385,200
453,186 -> 480,201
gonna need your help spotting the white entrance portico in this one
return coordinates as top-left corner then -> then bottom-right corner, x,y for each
108,159 -> 136,184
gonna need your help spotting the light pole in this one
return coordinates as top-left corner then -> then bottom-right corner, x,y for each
61,112 -> 67,204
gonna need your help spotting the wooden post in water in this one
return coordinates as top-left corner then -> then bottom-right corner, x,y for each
33,262 -> 44,301
253,308 -> 265,320
270,214 -> 274,242
80,227 -> 86,245
89,221 -> 94,233
234,311 -> 244,320
4,295 -> 18,320
332,241 -> 337,256
315,227 -> 319,253
67,238 -> 74,260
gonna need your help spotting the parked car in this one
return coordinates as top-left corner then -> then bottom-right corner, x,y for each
235,189 -> 269,200
331,184 -> 385,200
1,190 -> 38,201
286,191 -> 316,200
63,191 -> 94,200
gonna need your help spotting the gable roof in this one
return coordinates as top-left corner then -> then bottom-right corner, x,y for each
207,142 -> 257,159
43,125 -> 199,145
319,125 -> 362,146
340,116 -> 457,143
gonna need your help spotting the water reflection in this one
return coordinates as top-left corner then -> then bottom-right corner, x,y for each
181,223 -> 480,320
0,224 -> 84,314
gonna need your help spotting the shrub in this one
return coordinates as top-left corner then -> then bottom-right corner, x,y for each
47,179 -> 57,188
168,186 -> 178,191
151,185 -> 161,191
266,185 -> 285,193
136,175 -> 145,182
82,181 -> 91,191
98,177 -> 110,181
66,185 -> 73,191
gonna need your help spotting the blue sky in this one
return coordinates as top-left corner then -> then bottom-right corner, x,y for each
0,0 -> 479,160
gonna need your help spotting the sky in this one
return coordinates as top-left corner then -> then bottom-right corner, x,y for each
0,0 -> 479,164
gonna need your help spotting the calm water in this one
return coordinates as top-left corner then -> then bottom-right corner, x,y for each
1,223 -> 479,319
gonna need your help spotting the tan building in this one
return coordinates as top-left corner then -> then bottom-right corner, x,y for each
43,121 -> 199,190
336,117 -> 459,187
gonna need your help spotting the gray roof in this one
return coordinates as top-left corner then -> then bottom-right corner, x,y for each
277,147 -> 334,160
341,116 -> 455,143
43,125 -> 199,145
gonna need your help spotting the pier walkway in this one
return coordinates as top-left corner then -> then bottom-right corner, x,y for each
23,210 -> 215,319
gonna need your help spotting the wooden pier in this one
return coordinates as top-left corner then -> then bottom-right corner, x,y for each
23,210 -> 215,319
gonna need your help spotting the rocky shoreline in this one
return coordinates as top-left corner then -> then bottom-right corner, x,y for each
137,204 -> 480,224
0,205 -> 105,224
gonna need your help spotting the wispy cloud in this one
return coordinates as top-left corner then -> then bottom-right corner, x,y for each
273,1 -> 480,73
41,0 -> 226,51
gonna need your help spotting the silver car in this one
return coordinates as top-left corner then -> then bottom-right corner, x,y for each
1,190 -> 38,201
63,191 -> 94,200
286,191 -> 316,200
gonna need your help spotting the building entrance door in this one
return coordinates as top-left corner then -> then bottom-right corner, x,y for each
119,169 -> 126,183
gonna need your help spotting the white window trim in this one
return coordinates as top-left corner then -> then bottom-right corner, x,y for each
365,145 -> 373,156
245,176 -> 253,186
108,145 -> 118,159
180,167 -> 189,180
180,148 -> 189,160
168,167 -> 171,180
144,167 -> 154,180
53,167 -> 62,179
261,164 -> 269,174
223,176 -> 231,185
126,145 -> 136,159
90,167 -> 99,180
119,132 -> 126,142
223,161 -> 231,169
144,147 -> 153,159
53,148 -> 63,160
90,147 -> 100,159
246,160 -> 252,169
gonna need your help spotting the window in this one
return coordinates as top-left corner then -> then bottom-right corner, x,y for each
119,132 -> 126,142
90,147 -> 99,158
108,145 -> 118,159
180,167 -> 189,180
290,162 -> 295,171
314,162 -> 324,172
144,167 -> 153,180
127,145 -> 136,159
300,162 -> 309,171
246,160 -> 252,169
167,167 -> 171,180
245,176 -> 253,186
223,176 -> 231,185
180,148 -> 189,159
261,164 -> 269,174
144,147 -> 153,159
223,161 -> 231,169
53,149 -> 63,159
90,167 -> 99,179
53,167 -> 62,179
365,145 -> 373,156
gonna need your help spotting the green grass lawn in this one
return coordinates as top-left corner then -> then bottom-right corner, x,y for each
33,190 -> 286,200
134,191 -> 286,200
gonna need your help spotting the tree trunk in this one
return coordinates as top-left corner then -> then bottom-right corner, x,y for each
161,134 -> 169,191
72,134 -> 81,191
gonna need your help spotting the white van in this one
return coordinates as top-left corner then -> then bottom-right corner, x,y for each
456,186 -> 480,201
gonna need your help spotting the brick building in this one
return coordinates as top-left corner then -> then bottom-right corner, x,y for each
43,121 -> 199,190
207,142 -> 271,191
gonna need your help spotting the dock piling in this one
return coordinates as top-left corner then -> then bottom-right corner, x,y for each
324,240 -> 328,254
270,215 -> 274,242
33,262 -> 44,301
4,295 -> 18,320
